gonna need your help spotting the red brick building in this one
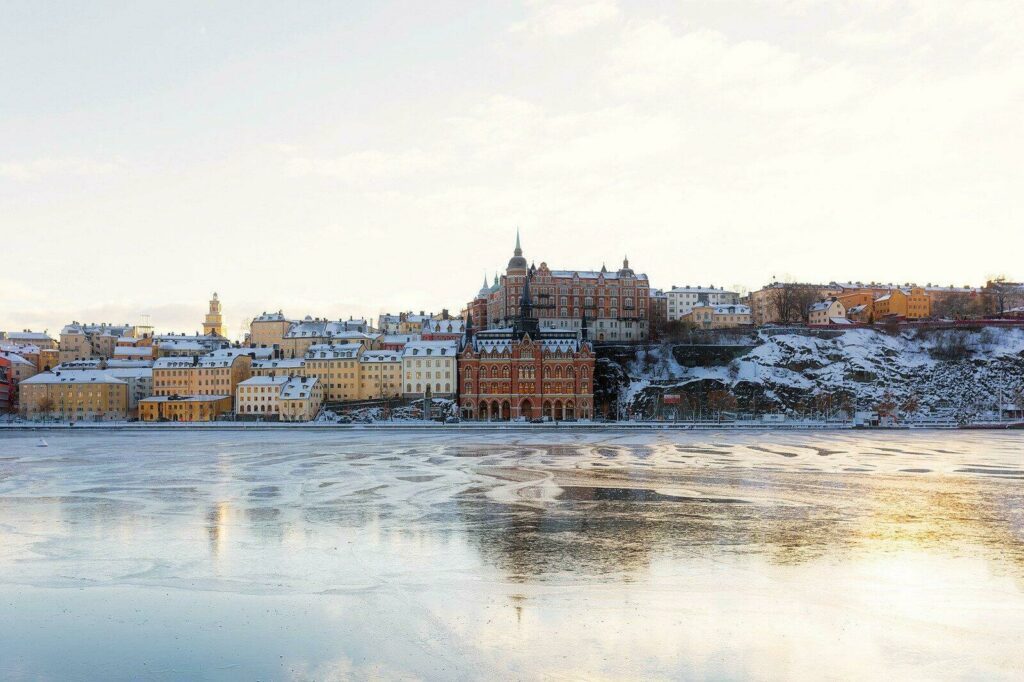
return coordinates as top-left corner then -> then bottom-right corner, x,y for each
459,277 -> 596,421
468,232 -> 651,342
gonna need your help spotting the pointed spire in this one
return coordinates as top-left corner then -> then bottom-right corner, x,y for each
482,272 -> 488,288
623,254 -> 629,268
514,228 -> 522,256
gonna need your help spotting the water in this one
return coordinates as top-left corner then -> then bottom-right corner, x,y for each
1,430 -> 1023,680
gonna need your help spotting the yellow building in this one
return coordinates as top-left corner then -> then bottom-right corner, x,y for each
847,303 -> 874,324
19,370 -> 129,421
249,311 -> 293,348
683,304 -> 753,329
303,343 -> 364,401
59,322 -> 135,363
235,375 -> 288,417
358,350 -> 403,399
203,293 -> 225,337
874,287 -> 931,319
251,358 -> 305,377
280,377 -> 323,421
139,395 -> 233,422
152,349 -> 254,398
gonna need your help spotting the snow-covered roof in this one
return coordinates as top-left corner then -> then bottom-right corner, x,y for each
104,367 -> 153,380
53,360 -> 103,370
238,376 -> 289,388
105,359 -> 153,368
207,347 -> 275,360
422,319 -> 465,334
1,342 -> 40,355
848,304 -> 869,314
114,346 -> 153,357
281,376 -> 318,399
284,320 -> 377,339
0,351 -> 34,366
809,301 -> 840,313
402,341 -> 458,357
305,343 -> 363,359
22,370 -> 126,386
252,358 -> 305,370
829,317 -> 853,325
668,286 -> 736,295
60,323 -> 133,336
361,350 -> 402,363
253,311 -> 290,322
6,331 -> 53,342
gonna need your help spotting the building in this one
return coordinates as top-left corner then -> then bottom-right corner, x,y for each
847,303 -> 873,324
19,370 -> 129,421
103,367 -> 153,416
379,334 -> 420,351
402,340 -> 458,398
648,289 -> 668,339
0,350 -> 39,384
236,375 -> 289,418
683,304 -> 753,329
421,318 -> 465,341
59,322 -> 135,363
281,318 -> 380,358
666,286 -> 740,321
0,357 -> 12,413
748,282 -> 831,325
874,287 -> 931,319
249,311 -> 293,348
459,275 -> 595,421
808,298 -> 847,326
358,350 -> 403,399
202,293 -> 225,337
152,349 -> 256,398
251,358 -> 306,377
470,233 -> 650,343
280,377 -> 323,422
4,330 -> 57,350
303,343 -> 364,402
139,395 -> 233,422
152,333 -> 230,357
112,345 -> 154,362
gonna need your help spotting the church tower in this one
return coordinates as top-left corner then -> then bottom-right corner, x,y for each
203,292 -> 225,337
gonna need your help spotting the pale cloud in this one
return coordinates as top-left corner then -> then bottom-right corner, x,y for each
0,157 -> 124,181
511,0 -> 620,38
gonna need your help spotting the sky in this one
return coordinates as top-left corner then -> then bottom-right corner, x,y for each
2,0 -> 1022,339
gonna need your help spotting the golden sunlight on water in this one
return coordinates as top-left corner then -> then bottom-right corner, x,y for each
0,430 -> 1023,680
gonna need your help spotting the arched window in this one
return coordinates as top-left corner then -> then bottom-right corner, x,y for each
502,366 -> 510,378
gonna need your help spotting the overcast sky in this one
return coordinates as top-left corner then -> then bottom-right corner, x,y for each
2,1 -> 1021,339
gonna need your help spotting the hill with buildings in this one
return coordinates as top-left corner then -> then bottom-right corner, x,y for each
599,327 -> 1024,423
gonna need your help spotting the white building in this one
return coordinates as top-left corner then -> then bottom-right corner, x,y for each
401,341 -> 457,398
280,377 -> 323,421
666,286 -> 740,321
808,298 -> 847,326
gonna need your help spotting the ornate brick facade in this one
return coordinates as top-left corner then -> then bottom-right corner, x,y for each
458,276 -> 595,421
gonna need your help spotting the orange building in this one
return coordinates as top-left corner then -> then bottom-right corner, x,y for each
873,287 -> 931,319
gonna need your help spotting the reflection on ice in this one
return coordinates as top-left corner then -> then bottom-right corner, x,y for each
1,429 -> 1023,679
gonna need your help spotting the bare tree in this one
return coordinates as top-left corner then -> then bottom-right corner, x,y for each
36,396 -> 55,422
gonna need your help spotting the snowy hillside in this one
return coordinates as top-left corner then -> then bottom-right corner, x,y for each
602,327 -> 1024,420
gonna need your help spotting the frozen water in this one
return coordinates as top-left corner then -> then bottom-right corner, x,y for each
1,430 -> 1024,680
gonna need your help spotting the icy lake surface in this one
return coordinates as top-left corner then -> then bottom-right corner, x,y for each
1,429 -> 1024,680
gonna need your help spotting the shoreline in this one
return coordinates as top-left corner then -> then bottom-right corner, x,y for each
3,421 -> 1008,433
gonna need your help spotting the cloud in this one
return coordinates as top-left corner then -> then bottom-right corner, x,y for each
0,157 -> 125,181
510,0 -> 620,38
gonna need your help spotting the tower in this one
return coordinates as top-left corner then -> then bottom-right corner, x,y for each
203,292 -> 225,337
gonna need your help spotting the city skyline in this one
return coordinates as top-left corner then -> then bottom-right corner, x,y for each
4,1 -> 1023,335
